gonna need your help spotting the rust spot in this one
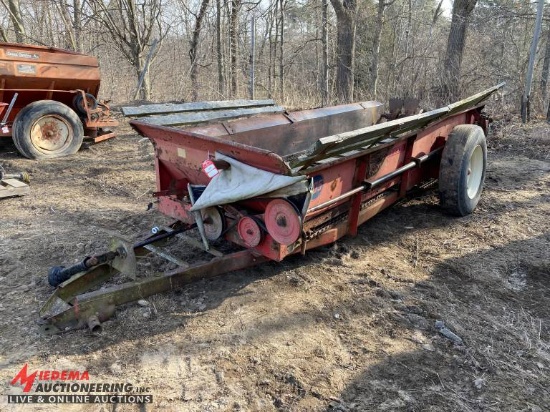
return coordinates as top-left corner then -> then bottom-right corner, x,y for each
330,180 -> 338,191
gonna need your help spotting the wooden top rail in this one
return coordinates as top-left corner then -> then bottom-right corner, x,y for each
121,99 -> 282,127
290,83 -> 505,171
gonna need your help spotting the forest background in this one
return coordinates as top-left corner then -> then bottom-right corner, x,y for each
0,0 -> 547,115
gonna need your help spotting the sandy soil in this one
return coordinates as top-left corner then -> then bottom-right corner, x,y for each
0,115 -> 548,412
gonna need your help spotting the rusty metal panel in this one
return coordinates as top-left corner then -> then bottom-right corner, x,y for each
189,114 -> 292,136
0,43 -> 101,92
133,102 -> 383,149
130,121 -> 292,175
289,101 -> 381,122
205,103 -> 384,158
184,123 -> 231,137
0,42 -> 99,64
0,43 -> 105,126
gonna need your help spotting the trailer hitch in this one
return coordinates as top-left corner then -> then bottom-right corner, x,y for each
47,227 -> 190,287
38,222 -> 269,334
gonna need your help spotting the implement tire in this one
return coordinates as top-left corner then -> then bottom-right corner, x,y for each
439,124 -> 487,216
12,100 -> 84,159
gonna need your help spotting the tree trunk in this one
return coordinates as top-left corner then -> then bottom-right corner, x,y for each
73,0 -> 82,52
321,0 -> 329,106
521,0 -> 544,123
229,0 -> 241,97
442,0 -> 477,101
141,71 -> 151,100
216,0 -> 224,96
269,0 -> 278,98
8,0 -> 25,43
330,0 -> 356,103
45,3 -> 55,46
189,0 -> 210,102
55,1 -> 78,50
278,0 -> 284,103
92,0 -> 167,102
369,0 -> 385,100
540,25 -> 550,107
249,17 -> 255,99
136,55 -> 151,100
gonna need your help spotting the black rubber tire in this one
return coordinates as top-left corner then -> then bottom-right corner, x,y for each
73,93 -> 98,115
12,100 -> 84,159
439,124 -> 487,216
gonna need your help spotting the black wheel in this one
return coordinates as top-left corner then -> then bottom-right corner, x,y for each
12,100 -> 84,159
439,124 -> 487,216
73,93 -> 98,115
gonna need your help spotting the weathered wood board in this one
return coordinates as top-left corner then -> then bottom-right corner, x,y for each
121,99 -> 276,117
137,106 -> 284,127
0,178 -> 30,198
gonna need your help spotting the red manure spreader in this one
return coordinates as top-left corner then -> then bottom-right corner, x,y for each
39,84 -> 503,333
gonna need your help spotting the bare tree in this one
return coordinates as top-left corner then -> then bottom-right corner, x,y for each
540,24 -> 550,105
330,0 -> 356,103
229,0 -> 242,97
0,26 -> 7,42
442,0 -> 478,101
53,0 -> 87,51
369,0 -> 395,99
92,0 -> 169,100
189,0 -> 211,101
268,0 -> 278,98
521,0 -> 544,123
216,0 -> 224,96
278,0 -> 285,102
0,0 -> 541,115
321,0 -> 329,106
0,0 -> 25,42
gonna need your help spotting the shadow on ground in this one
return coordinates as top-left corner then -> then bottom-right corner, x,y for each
332,233 -> 550,412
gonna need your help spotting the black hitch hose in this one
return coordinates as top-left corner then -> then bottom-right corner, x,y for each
47,226 -> 193,287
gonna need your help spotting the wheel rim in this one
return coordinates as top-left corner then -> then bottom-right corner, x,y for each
30,115 -> 73,153
76,94 -> 98,113
467,144 -> 483,199
201,207 -> 225,240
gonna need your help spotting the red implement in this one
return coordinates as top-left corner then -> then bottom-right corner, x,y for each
39,85 -> 504,334
0,42 -> 118,158
131,84 -> 503,262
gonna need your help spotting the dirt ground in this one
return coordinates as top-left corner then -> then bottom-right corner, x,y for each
0,114 -> 548,412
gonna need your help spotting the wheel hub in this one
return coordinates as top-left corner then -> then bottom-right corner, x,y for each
264,199 -> 302,246
238,216 -> 263,247
30,115 -> 72,152
201,207 -> 225,240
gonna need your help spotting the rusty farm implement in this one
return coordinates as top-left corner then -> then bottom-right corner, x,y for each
0,42 -> 118,159
38,84 -> 504,333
